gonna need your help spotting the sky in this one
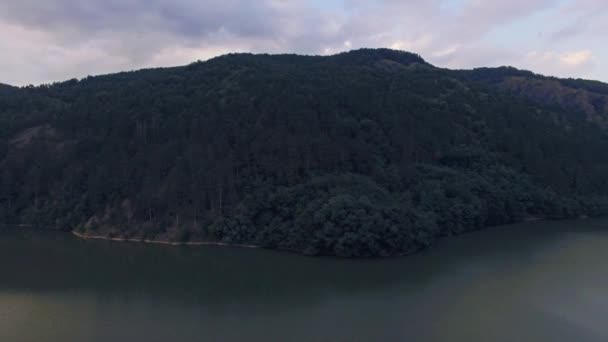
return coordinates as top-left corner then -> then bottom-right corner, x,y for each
0,0 -> 606,86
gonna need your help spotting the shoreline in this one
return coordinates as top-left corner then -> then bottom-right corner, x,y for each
13,215 -> 597,258
71,231 -> 262,249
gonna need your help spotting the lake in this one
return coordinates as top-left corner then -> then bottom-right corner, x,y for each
2,219 -> 608,341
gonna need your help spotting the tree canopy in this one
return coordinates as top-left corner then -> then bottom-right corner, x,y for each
2,48 -> 608,257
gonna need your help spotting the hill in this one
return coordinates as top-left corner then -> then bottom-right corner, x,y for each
2,48 -> 608,257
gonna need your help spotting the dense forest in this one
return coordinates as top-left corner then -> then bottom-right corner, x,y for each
2,48 -> 608,257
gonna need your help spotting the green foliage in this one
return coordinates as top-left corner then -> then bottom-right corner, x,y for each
1,48 -> 608,256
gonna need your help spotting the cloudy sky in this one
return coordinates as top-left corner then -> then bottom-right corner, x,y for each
1,0 -> 606,86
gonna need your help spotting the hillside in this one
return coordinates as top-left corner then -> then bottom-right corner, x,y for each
2,48 -> 608,257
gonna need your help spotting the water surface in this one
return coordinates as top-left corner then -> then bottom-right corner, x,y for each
2,219 -> 608,341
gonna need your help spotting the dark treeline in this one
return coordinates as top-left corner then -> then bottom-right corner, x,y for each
2,48 -> 608,257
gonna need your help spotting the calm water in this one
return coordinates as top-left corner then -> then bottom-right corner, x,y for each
2,220 -> 608,341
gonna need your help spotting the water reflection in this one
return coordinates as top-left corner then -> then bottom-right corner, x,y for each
1,219 -> 608,341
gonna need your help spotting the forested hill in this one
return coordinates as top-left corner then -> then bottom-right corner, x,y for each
0,83 -> 17,95
2,48 -> 608,257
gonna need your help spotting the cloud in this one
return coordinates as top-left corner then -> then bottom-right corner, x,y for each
526,49 -> 595,69
389,35 -> 434,52
559,50 -> 594,67
523,49 -> 596,79
450,0 -> 557,38
0,0 -> 605,85
0,0 -> 347,84
549,0 -> 608,42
